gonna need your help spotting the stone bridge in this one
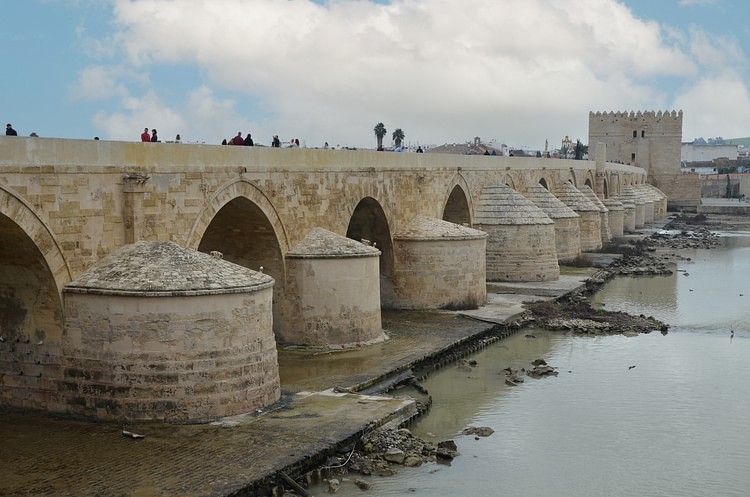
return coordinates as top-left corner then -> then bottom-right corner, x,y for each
0,136 -> 649,422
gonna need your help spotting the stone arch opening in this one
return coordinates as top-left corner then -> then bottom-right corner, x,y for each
584,178 -> 593,189
567,171 -> 577,187
0,212 -> 64,347
443,185 -> 471,226
188,179 -> 288,335
539,178 -> 549,190
503,174 -> 516,190
346,197 -> 394,307
197,197 -> 285,333
602,178 -> 609,198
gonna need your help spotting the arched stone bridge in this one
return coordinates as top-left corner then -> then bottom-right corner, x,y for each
0,136 -> 647,420
0,136 -> 646,339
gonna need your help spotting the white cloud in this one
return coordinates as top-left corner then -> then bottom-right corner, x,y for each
675,73 -> 750,141
78,0 -> 748,147
70,65 -> 133,101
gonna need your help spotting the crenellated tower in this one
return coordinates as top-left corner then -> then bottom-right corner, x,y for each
588,110 -> 698,210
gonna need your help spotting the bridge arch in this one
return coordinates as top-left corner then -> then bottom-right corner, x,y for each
0,186 -> 70,344
187,179 -> 289,254
567,170 -> 578,187
538,177 -> 549,190
584,170 -> 595,190
503,174 -> 516,190
443,173 -> 473,226
187,179 -> 289,333
346,196 -> 395,307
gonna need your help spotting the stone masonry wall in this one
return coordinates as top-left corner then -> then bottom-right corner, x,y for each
59,289 -> 279,422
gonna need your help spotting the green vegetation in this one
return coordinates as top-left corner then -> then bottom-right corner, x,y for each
374,122 -> 387,150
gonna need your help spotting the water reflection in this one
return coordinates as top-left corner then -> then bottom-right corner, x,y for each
592,233 -> 750,332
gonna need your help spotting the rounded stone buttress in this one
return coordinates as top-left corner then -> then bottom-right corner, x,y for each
555,182 -> 603,252
60,241 -> 279,423
475,184 -> 559,282
281,228 -> 386,348
391,215 -> 487,310
523,184 -> 581,263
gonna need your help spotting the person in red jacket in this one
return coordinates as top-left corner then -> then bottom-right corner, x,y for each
140,128 -> 150,142
231,132 -> 244,145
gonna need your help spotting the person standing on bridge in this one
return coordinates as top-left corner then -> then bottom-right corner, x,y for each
6,123 -> 18,136
271,135 -> 280,147
231,132 -> 244,145
140,128 -> 150,142
243,133 -> 254,146
150,129 -> 159,142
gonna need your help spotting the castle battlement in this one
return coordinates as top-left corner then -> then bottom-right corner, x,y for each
589,110 -> 683,120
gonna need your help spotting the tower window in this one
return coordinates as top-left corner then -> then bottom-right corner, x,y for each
631,153 -> 636,161
641,130 -> 645,138
633,130 -> 637,138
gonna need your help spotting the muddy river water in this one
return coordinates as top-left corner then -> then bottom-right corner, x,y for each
312,233 -> 750,496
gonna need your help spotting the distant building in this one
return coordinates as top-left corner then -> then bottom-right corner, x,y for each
427,137 -> 504,155
681,142 -> 737,162
589,110 -> 699,210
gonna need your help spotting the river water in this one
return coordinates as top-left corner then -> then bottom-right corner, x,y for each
312,232 -> 750,496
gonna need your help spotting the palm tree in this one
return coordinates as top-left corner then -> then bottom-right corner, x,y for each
392,128 -> 405,148
560,144 -> 571,159
374,123 -> 387,151
574,140 -> 588,160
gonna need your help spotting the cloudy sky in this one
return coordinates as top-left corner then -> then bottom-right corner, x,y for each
3,0 -> 749,149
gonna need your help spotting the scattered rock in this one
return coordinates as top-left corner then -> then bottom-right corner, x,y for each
462,426 -> 494,437
327,478 -> 340,493
354,478 -> 372,490
383,448 -> 405,464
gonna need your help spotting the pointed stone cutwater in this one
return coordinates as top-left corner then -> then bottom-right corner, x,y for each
523,184 -> 581,263
634,184 -> 656,223
61,241 -> 279,423
638,183 -> 667,221
643,184 -> 668,220
618,184 -> 638,233
392,215 -> 487,310
283,227 -> 385,348
474,184 -> 559,282
554,182 -> 602,252
580,185 -> 611,244
601,197 -> 625,237
631,184 -> 648,227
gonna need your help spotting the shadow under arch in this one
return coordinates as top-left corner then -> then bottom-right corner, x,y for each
602,177 -> 609,198
0,186 -> 70,345
567,170 -> 578,187
584,169 -> 595,190
443,173 -> 472,226
538,177 -> 549,190
187,179 -> 289,334
346,196 -> 395,308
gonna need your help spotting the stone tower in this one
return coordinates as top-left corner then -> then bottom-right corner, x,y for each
588,111 -> 699,211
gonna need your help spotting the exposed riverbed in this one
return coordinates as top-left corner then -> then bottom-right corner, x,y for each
308,230 -> 750,497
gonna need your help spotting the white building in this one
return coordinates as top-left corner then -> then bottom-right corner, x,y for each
681,142 -> 738,162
